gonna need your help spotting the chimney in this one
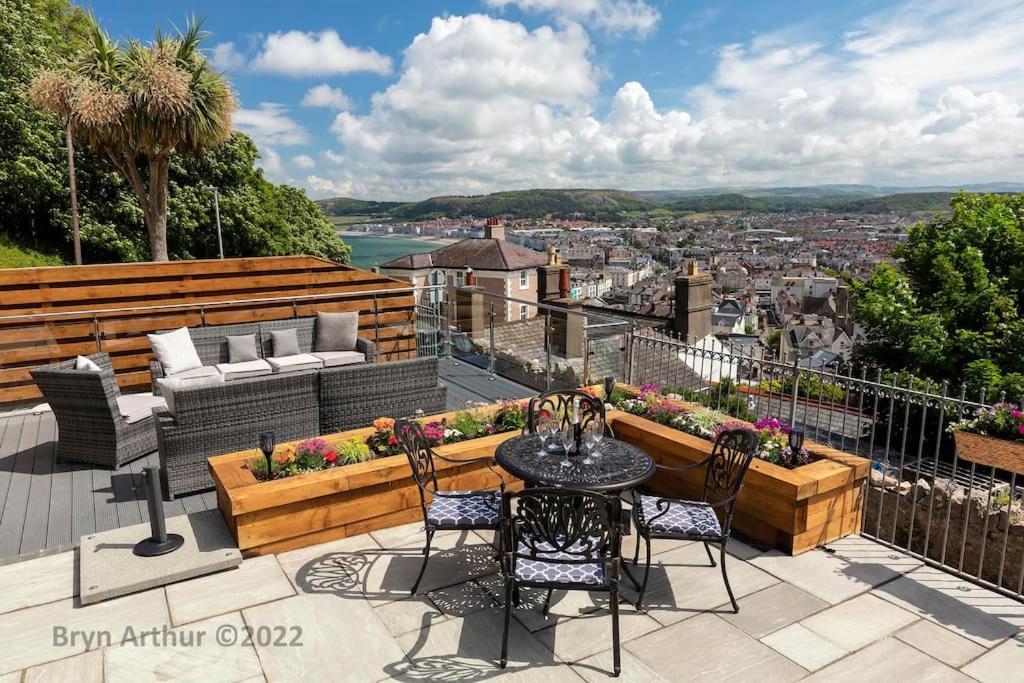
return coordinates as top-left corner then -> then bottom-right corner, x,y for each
484,217 -> 505,241
465,267 -> 476,286
673,261 -> 713,342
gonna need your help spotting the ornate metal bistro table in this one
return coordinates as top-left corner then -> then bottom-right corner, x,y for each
495,433 -> 656,493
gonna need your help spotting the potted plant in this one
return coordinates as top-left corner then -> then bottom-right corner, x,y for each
949,403 -> 1024,472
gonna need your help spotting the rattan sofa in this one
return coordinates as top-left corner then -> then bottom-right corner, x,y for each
30,353 -> 164,468
153,357 -> 448,498
149,317 -> 376,391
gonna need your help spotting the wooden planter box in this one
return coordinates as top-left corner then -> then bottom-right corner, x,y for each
954,431 -> 1024,475
210,396 -> 870,557
605,386 -> 870,554
209,407 -> 522,557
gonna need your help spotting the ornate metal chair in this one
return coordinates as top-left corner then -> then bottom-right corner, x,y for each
500,488 -> 623,676
627,427 -> 759,613
526,390 -> 610,436
395,418 -> 506,595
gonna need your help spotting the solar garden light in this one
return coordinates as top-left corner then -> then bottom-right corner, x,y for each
603,376 -> 615,401
788,427 -> 805,458
259,431 -> 276,477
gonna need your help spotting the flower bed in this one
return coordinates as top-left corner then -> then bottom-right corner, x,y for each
613,385 -> 811,468
949,403 -> 1024,474
209,403 -> 525,556
606,383 -> 870,554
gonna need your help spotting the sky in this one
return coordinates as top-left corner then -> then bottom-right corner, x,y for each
86,0 -> 1024,200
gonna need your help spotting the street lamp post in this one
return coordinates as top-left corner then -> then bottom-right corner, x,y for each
210,186 -> 224,259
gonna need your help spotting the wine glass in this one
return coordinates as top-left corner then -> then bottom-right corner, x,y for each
546,419 -> 561,452
591,420 -> 605,459
581,422 -> 597,465
559,424 -> 574,467
536,416 -> 551,456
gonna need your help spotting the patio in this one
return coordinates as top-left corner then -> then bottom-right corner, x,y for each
1,521 -> 1022,681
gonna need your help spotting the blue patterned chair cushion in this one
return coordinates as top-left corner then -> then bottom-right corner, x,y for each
514,536 -> 605,585
638,495 -> 722,537
427,491 -> 501,527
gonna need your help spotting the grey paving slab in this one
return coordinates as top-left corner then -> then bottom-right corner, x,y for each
805,637 -> 974,682
0,587 -> 169,675
244,593 -> 407,683
720,581 -> 829,638
23,648 -> 103,683
104,611 -> 263,682
395,606 -> 568,681
79,509 -> 242,606
619,541 -> 779,626
873,564 -> 1024,647
761,623 -> 848,671
625,612 -> 806,681
164,553 -> 292,626
533,607 -> 662,663
895,619 -> 988,669
800,593 -> 918,651
572,647 -> 670,682
0,550 -> 76,615
962,634 -> 1024,682
750,534 -> 922,604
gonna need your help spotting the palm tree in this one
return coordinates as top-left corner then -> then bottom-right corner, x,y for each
29,16 -> 235,261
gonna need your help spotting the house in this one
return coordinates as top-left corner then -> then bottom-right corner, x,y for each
380,218 -> 548,323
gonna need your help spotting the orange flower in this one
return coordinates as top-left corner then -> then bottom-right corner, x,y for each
373,417 -> 396,432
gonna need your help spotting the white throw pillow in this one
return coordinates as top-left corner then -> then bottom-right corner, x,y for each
148,327 -> 203,377
74,355 -> 101,372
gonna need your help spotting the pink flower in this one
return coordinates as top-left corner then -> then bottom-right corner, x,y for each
1016,424 -> 1024,436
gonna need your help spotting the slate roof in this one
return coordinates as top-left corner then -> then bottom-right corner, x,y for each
381,238 -> 547,271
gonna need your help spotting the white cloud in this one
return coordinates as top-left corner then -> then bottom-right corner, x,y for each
257,147 -> 284,179
235,103 -> 310,146
301,84 -> 354,110
209,42 -> 247,71
310,6 -> 1024,199
292,154 -> 316,169
250,30 -> 391,76
485,0 -> 660,37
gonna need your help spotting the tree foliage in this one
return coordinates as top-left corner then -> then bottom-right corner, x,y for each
0,0 -> 347,266
855,192 -> 1024,397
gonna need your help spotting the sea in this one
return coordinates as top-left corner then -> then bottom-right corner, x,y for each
340,234 -> 448,271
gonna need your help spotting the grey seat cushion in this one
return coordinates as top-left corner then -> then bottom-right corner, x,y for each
312,351 -> 365,368
157,374 -> 224,416
316,312 -> 358,352
215,359 -> 273,381
267,353 -> 324,373
167,365 -> 221,381
270,329 -> 301,357
227,334 -> 260,363
116,393 -> 167,424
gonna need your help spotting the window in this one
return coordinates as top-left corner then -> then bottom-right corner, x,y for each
519,270 -> 529,290
519,303 -> 529,320
455,270 -> 465,286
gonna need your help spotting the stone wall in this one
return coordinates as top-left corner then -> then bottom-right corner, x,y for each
864,470 -> 1024,593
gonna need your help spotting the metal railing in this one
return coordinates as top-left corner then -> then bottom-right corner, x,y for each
623,331 -> 1024,601
413,295 -> 1024,601
414,286 -> 630,393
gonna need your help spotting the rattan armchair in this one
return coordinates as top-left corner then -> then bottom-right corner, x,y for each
31,353 -> 159,469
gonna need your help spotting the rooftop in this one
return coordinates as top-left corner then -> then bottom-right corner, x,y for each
381,238 -> 547,272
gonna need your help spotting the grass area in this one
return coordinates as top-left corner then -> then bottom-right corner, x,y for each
327,215 -> 378,227
681,210 -> 743,221
0,237 -> 64,269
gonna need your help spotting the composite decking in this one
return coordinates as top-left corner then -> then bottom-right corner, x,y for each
0,361 -> 533,563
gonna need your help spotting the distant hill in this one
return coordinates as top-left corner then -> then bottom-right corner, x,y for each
319,189 -> 653,221
667,191 -> 966,214
318,183 -> 1021,222
316,197 -> 402,216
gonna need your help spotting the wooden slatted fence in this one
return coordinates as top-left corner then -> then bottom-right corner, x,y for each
0,256 -> 418,405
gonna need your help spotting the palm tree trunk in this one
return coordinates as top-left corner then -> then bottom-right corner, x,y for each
145,157 -> 170,261
65,124 -> 81,265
